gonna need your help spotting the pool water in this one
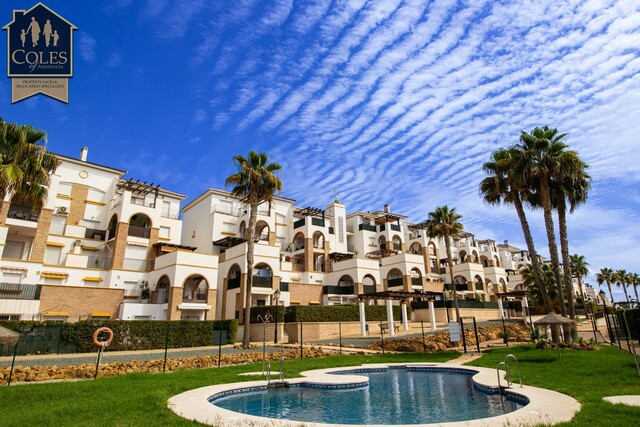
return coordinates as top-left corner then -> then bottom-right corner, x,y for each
210,367 -> 526,425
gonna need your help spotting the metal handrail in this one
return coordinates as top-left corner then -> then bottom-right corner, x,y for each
496,361 -> 506,408
622,307 -> 640,377
504,354 -> 523,387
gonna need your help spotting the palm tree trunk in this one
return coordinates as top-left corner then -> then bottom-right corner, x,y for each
557,201 -> 578,340
445,233 -> 461,321
607,282 -> 614,304
577,276 -> 584,302
634,284 -> 639,302
241,203 -> 259,347
622,283 -> 630,303
512,192 -> 552,313
539,179 -> 566,317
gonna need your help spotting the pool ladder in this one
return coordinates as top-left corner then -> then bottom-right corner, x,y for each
496,354 -> 522,407
266,356 -> 287,388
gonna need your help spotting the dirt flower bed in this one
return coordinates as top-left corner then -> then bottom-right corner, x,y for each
368,324 -> 531,352
0,347 -> 332,385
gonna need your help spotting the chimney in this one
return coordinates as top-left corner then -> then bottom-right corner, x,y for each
80,146 -> 88,161
384,204 -> 390,213
503,240 -> 509,246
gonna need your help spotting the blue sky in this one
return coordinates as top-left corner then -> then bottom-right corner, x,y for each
2,1 -> 639,300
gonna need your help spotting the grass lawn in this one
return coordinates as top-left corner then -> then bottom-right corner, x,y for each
0,352 -> 456,426
467,344 -> 640,426
1,346 -> 639,426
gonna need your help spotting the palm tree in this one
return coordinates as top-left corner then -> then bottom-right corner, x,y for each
569,254 -> 589,302
632,273 -> 640,302
613,269 -> 630,303
480,148 -> 552,314
426,205 -> 463,321
596,267 -> 615,303
522,263 -> 557,307
516,126 -> 569,317
225,151 -> 282,347
552,152 -> 590,324
0,118 -> 59,207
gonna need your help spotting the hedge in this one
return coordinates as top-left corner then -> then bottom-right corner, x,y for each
250,304 -> 411,323
0,319 -> 237,354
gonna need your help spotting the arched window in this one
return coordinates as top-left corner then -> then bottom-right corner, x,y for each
313,231 -> 325,249
129,213 -> 151,238
255,221 -> 269,241
182,275 -> 208,302
107,214 -> 118,240
155,275 -> 170,304
387,268 -> 403,288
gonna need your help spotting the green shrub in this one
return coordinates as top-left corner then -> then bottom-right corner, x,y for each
0,319 -> 238,354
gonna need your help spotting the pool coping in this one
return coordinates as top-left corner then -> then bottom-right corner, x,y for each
167,362 -> 581,427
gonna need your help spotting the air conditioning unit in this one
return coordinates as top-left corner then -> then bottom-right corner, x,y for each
57,206 -> 68,215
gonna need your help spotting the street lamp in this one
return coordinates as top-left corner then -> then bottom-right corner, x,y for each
274,289 -> 281,344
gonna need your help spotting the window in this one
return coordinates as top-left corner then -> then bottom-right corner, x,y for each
162,201 -> 171,217
338,217 -> 344,243
44,247 -> 63,265
159,226 -> 171,239
4,241 -> 26,259
2,272 -> 22,284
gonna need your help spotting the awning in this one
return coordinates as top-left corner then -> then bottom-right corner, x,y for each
1,266 -> 28,272
46,241 -> 65,247
83,276 -> 103,282
309,300 -> 320,305
290,300 -> 301,304
43,310 -> 70,317
81,245 -> 98,251
126,241 -> 148,247
42,272 -> 68,279
251,287 -> 275,295
90,311 -> 111,318
290,277 -> 301,281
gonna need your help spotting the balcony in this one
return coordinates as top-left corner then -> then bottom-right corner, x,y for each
49,222 -> 66,235
85,228 -> 106,240
227,277 -> 241,290
44,250 -> 67,265
253,276 -> 273,288
393,243 -> 402,251
2,242 -> 26,260
390,224 -> 401,232
363,285 -> 376,294
183,292 -> 207,303
161,208 -> 180,219
128,225 -> 151,238
388,277 -> 403,287
87,256 -> 112,269
411,277 -> 422,287
212,204 -> 238,216
0,282 -> 41,300
131,197 -> 154,208
358,223 -> 377,232
323,285 -> 354,295
379,224 -> 386,232
7,204 -> 39,222
444,283 -> 469,291
311,217 -> 325,227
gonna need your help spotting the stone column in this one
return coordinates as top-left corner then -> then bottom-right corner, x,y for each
401,301 -> 409,331
67,184 -> 89,225
268,231 -> 276,246
428,300 -> 437,330
146,227 -> 160,271
221,278 -> 228,319
30,208 -> 54,262
423,247 -> 431,275
323,241 -> 331,272
354,282 -> 364,295
167,287 -> 182,320
359,299 -> 367,337
402,275 -> 411,292
386,298 -> 395,337
522,297 -> 529,325
498,298 -> 505,319
304,237 -> 313,271
111,222 -> 129,269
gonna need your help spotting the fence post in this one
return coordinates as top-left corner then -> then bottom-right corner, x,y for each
218,322 -> 223,368
300,322 -> 303,359
56,323 -> 65,354
339,321 -> 342,355
380,323 -> 385,355
472,317 -> 480,353
420,320 -> 426,353
163,322 -> 170,373
501,316 -> 509,347
8,341 -> 19,386
460,318 -> 467,354
94,346 -> 103,379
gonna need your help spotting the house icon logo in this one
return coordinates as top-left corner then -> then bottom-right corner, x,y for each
3,2 -> 77,103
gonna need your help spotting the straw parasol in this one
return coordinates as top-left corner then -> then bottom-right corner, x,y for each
534,312 -> 576,352
0,325 -> 20,348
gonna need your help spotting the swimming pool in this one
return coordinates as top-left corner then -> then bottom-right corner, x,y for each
168,363 -> 582,426
211,367 -> 525,425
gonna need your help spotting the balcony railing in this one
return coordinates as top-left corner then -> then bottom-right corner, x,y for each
444,283 -> 469,291
131,198 -> 154,208
311,217 -> 325,227
291,263 -> 305,272
363,285 -> 376,294
107,225 -> 117,240
123,258 -> 147,271
128,225 -> 151,238
390,224 -> 401,232
183,293 -> 207,303
359,223 -> 376,232
293,218 -> 305,229
411,277 -> 422,287
379,224 -> 386,232
253,276 -> 273,288
8,204 -> 39,222
0,282 -> 41,300
85,228 -> 106,240
212,204 -> 238,215
323,285 -> 354,295
227,277 -> 241,290
2,243 -> 26,260
393,243 -> 402,251
44,251 -> 66,265
388,277 -> 403,287
88,256 -> 112,269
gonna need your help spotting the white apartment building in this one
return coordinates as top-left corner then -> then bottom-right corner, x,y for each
0,147 -> 217,322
